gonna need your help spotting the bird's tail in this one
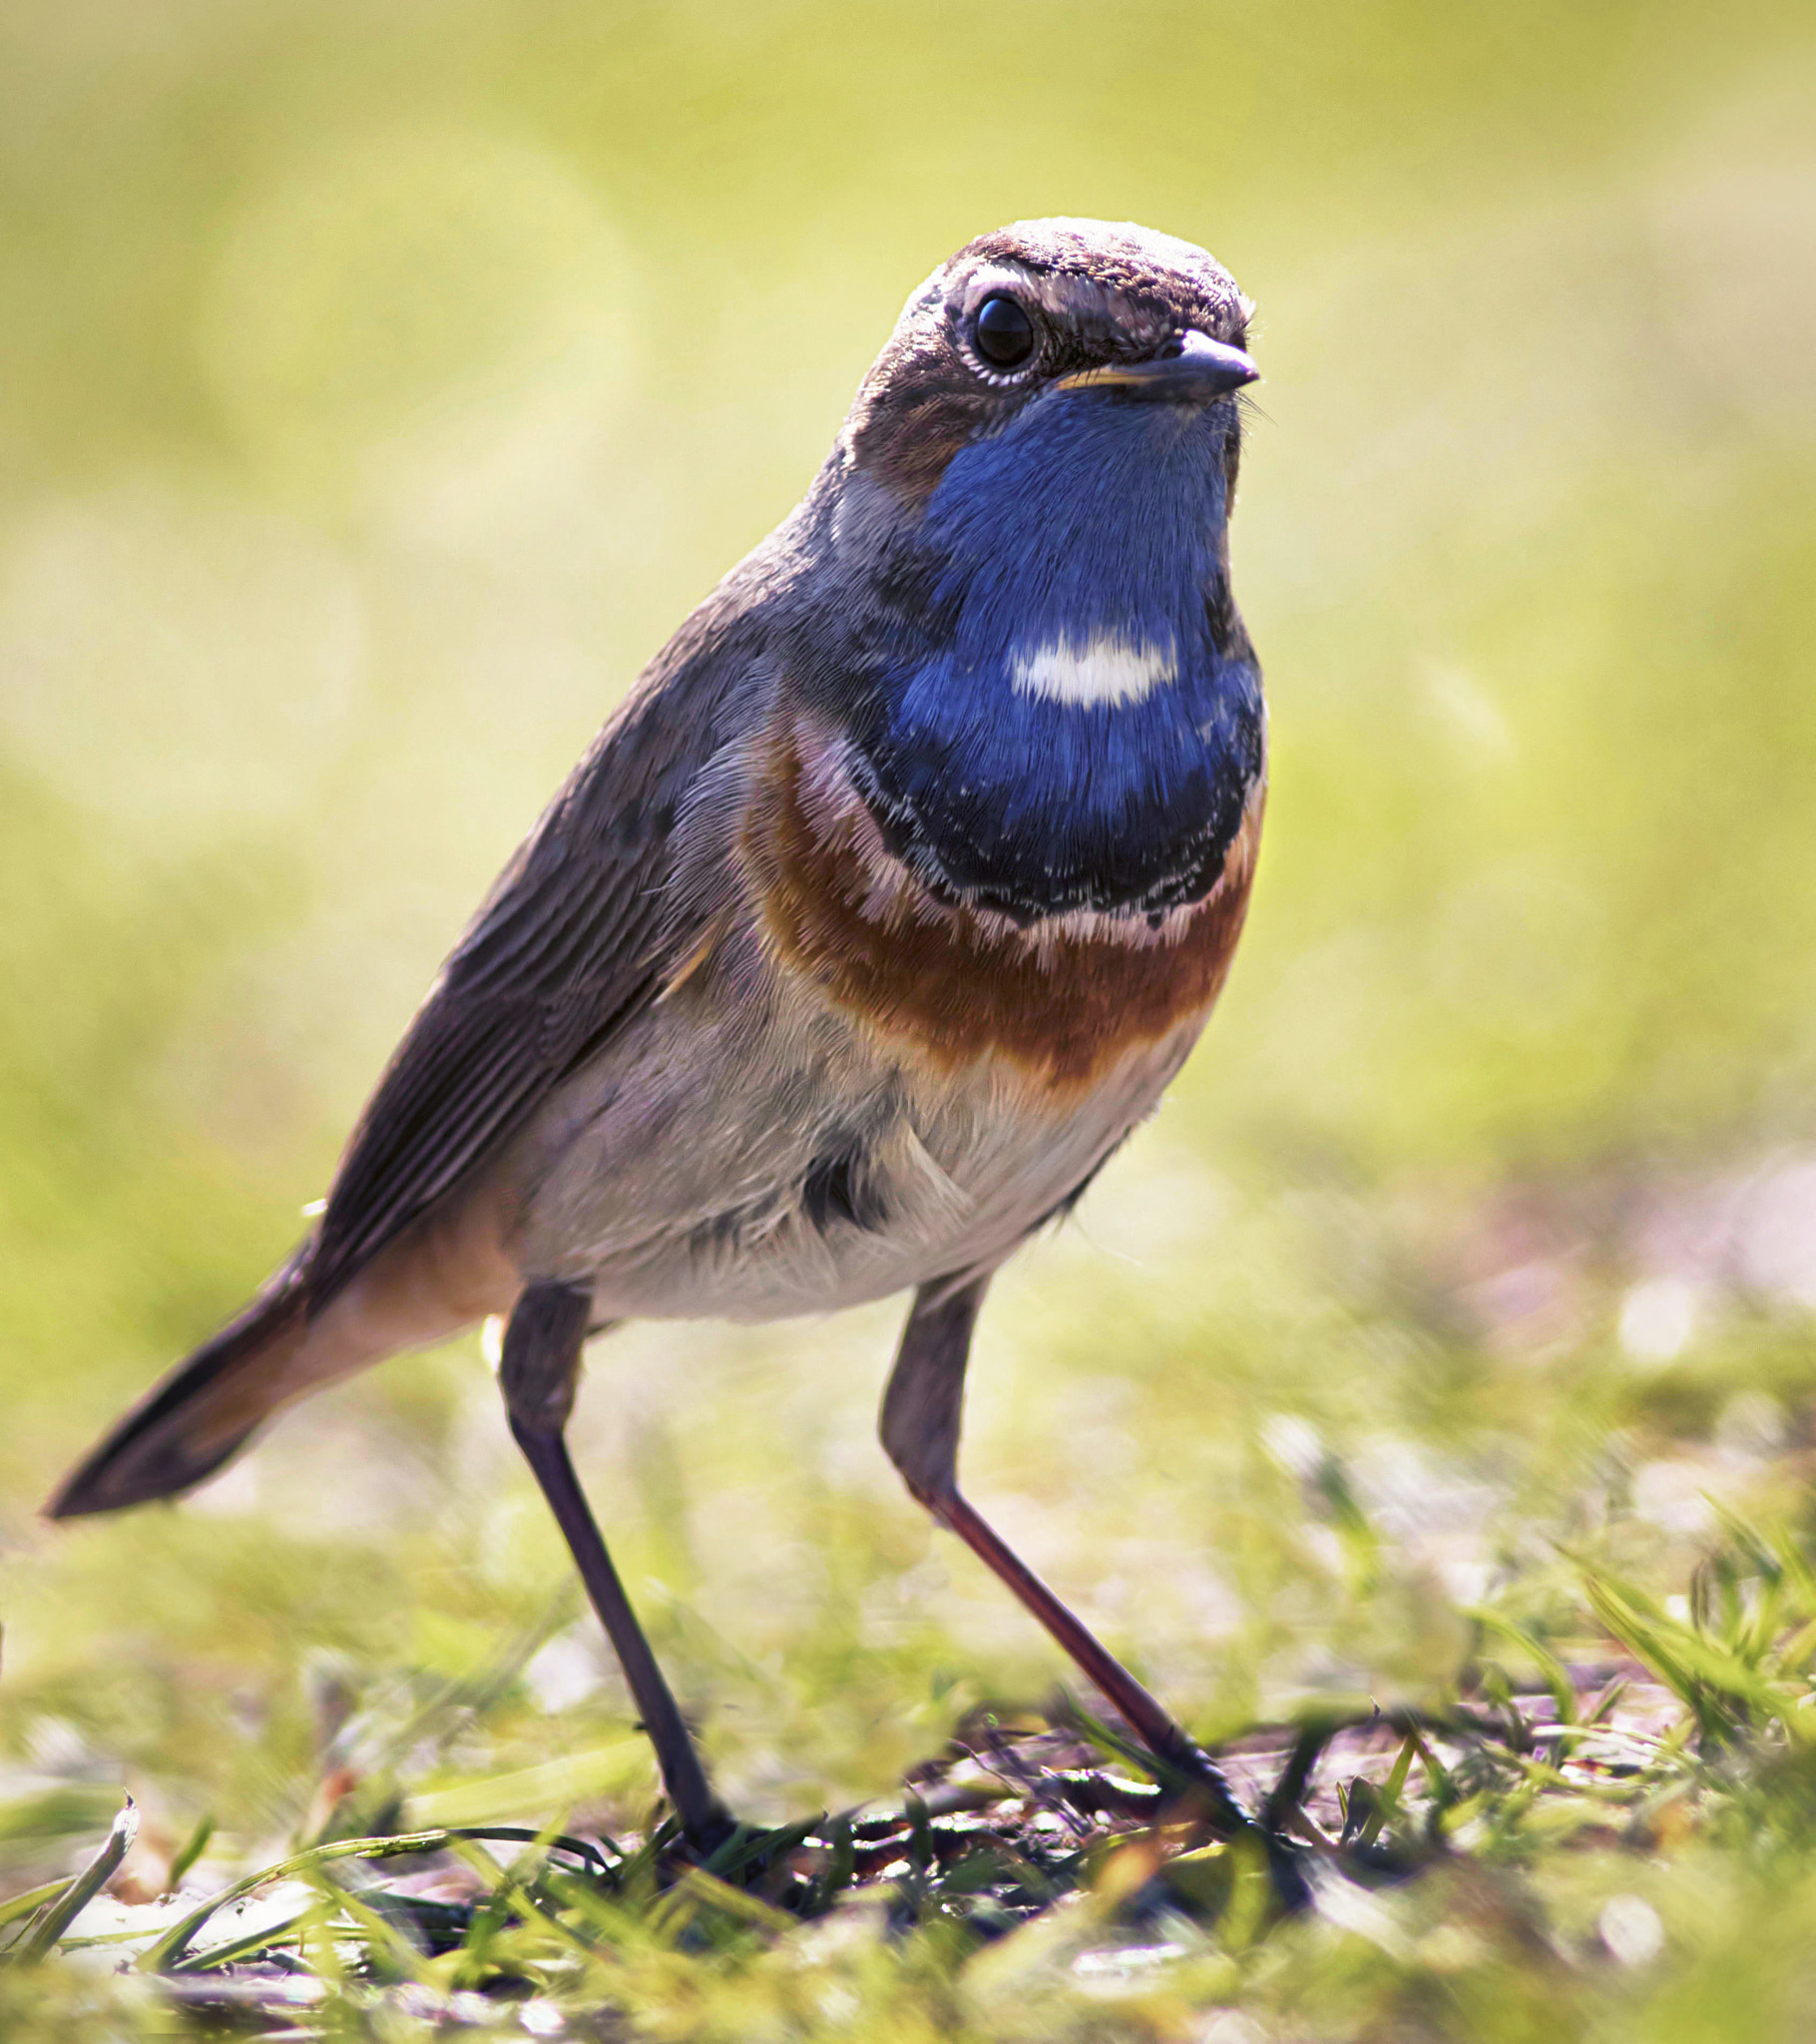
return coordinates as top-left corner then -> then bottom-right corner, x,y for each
46,1256 -> 315,1518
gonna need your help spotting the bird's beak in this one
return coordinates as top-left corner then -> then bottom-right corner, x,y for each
1054,329 -> 1259,402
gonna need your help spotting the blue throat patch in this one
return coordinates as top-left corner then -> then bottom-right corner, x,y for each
839,388 -> 1264,923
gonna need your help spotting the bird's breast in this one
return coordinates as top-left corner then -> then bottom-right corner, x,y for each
743,711 -> 1262,1097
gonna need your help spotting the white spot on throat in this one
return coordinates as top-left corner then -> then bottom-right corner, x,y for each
1010,632 -> 1176,709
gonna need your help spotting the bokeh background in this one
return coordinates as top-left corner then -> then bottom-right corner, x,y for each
2,0 -> 1814,1943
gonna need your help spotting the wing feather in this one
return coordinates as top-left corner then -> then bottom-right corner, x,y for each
304,595 -> 772,1311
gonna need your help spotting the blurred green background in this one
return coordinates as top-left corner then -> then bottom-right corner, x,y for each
1,0 -> 1814,1951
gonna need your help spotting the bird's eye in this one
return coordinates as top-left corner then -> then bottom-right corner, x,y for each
973,294 -> 1036,370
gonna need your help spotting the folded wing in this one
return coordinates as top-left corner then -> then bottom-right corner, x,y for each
308,597 -> 771,1310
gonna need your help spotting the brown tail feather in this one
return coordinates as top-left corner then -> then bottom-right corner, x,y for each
47,1255 -> 312,1518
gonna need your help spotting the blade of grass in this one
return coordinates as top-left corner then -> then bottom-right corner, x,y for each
136,1827 -> 456,1971
805,1810 -> 857,1916
167,1813 -> 216,1890
0,1879 -> 76,1942
1467,1609 -> 1578,1724
666,1867 -> 799,1936
455,1824 -> 619,1881
1262,1726 -> 1330,1831
166,1907 -> 314,1975
703,1814 -> 822,1886
307,1867 -> 429,1982
10,1797 -> 139,1964
1586,1574 -> 1799,1736
443,1830 -> 611,1989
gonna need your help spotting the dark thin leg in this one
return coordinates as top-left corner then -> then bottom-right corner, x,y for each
501,1281 -> 734,1851
880,1276 -> 1255,1839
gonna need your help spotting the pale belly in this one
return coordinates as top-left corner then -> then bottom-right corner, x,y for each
495,950 -> 1203,1323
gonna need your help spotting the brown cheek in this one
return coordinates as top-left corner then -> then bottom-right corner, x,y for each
848,373 -> 992,508
750,737 -> 1262,1096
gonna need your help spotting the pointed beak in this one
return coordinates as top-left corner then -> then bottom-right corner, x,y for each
1054,329 -> 1259,402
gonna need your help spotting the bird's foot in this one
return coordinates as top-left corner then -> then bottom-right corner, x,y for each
1148,1741 -> 1314,1914
650,1809 -> 827,1914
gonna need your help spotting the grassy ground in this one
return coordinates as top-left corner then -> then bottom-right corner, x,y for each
3,0 -> 1816,2036
12,1560 -> 1816,2039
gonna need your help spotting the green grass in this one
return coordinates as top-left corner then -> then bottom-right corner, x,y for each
15,1524 -> 1816,2039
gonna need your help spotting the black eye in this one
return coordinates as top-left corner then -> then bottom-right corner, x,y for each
973,294 -> 1036,370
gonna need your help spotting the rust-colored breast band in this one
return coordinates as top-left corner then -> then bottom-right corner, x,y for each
747,722 -> 1263,1095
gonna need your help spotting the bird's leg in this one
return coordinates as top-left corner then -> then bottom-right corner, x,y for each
500,1280 -> 735,1852
880,1276 -> 1256,1839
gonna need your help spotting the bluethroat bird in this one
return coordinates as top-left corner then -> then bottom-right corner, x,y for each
51,220 -> 1267,1851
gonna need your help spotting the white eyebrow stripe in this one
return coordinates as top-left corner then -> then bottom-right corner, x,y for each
1009,633 -> 1176,708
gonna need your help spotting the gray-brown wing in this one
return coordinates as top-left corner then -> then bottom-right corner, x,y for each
305,601 -> 772,1312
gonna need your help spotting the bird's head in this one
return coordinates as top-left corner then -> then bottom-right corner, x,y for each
841,218 -> 1256,508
